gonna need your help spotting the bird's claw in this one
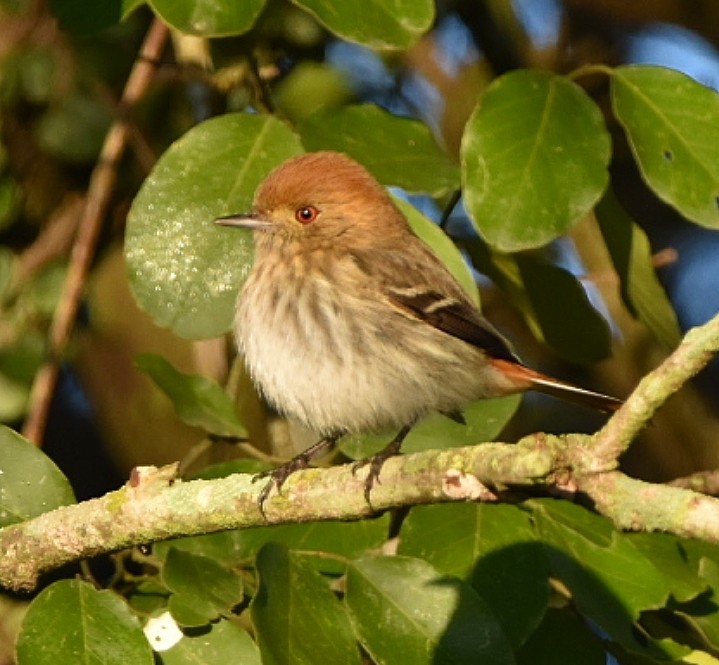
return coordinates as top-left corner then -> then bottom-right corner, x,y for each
252,454 -> 312,518
352,439 -> 404,507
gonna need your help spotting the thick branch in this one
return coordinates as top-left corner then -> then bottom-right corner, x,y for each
3,310 -> 718,593
4,432 -> 719,593
580,471 -> 719,542
0,437 -> 558,592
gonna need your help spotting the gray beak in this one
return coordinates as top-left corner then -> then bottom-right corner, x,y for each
214,213 -> 273,230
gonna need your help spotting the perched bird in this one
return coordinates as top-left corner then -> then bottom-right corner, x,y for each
216,151 -> 621,507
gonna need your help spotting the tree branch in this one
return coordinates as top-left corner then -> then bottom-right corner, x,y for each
2,313 -> 718,593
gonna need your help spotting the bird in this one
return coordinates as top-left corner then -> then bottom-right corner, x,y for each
216,150 -> 621,509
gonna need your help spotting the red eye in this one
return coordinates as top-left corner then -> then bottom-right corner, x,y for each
295,206 -> 319,224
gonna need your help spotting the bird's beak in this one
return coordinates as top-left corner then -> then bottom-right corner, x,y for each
214,213 -> 273,231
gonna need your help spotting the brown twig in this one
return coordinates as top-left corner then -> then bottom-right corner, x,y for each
22,18 -> 169,445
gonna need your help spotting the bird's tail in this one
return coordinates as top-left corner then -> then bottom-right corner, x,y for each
491,359 -> 623,414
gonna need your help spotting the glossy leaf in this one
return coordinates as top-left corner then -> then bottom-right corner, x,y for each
135,353 -> 246,437
400,503 -> 549,648
516,254 -> 612,364
16,579 -> 153,665
612,65 -> 719,229
230,515 -> 391,574
125,114 -> 303,339
531,500 -> 690,659
626,531 -> 706,604
346,555 -> 513,665
339,394 -> 520,459
149,0 -> 265,36
300,105 -> 460,197
252,543 -> 361,665
161,618 -> 261,665
162,548 -> 244,626
0,426 -> 75,527
292,0 -> 434,50
596,189 -> 681,348
461,70 -> 610,251
156,514 -> 389,575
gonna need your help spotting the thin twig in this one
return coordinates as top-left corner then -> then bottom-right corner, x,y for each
22,19 -> 169,445
586,312 -> 719,470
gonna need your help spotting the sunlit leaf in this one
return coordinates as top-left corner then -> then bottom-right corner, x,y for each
291,0 -> 434,49
300,105 -> 460,197
399,504 -> 549,648
461,70 -> 610,251
0,426 -> 75,527
16,579 -> 153,665
346,555 -> 513,665
125,114 -> 303,339
252,543 -> 360,665
596,189 -> 681,348
161,618 -> 261,665
612,65 -> 719,229
148,0 -> 265,36
162,548 -> 243,626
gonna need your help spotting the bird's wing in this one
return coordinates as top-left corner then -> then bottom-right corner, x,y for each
348,244 -> 520,363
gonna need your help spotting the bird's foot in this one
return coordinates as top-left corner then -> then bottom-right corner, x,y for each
252,432 -> 343,518
352,423 -> 414,506
253,454 -> 312,517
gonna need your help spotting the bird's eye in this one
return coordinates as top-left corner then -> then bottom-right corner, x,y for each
295,206 -> 319,224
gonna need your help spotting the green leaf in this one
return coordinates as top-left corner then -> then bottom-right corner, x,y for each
230,515 -> 391,574
252,543 -> 361,665
346,555 -> 513,665
161,618 -> 261,665
148,0 -> 265,36
339,394 -> 520,459
395,197 -> 478,303
125,113 -> 303,339
135,353 -> 246,437
399,503 -> 549,648
516,253 -> 612,364
300,105 -> 460,197
596,190 -> 681,348
626,532 -> 706,604
157,514 -> 389,575
516,608 -> 606,665
16,579 -> 154,665
672,549 -> 719,651
162,548 -> 244,626
461,70 -> 611,251
0,426 -> 75,527
291,0 -> 434,50
611,65 -> 719,229
531,500 -> 690,659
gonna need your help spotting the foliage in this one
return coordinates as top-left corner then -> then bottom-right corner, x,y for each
1,0 -> 719,664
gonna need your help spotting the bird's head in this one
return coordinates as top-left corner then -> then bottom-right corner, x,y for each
216,151 -> 407,250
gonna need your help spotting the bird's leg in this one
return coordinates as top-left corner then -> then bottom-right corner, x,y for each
253,431 -> 344,516
353,422 -> 415,505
